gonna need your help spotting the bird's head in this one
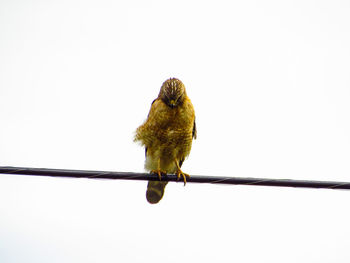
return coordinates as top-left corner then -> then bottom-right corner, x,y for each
158,78 -> 187,108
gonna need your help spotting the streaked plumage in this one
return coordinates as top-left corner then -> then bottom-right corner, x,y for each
134,78 -> 196,204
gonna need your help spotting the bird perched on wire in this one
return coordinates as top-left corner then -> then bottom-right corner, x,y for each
134,78 -> 197,204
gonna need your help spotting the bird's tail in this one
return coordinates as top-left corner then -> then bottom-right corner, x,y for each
146,181 -> 168,204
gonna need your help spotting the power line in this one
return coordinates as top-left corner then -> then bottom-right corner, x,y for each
0,166 -> 350,190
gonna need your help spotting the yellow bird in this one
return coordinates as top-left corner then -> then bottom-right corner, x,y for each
134,78 -> 197,204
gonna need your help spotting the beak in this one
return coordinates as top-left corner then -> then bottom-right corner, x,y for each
169,99 -> 176,108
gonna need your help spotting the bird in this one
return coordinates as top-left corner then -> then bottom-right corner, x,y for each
134,78 -> 197,204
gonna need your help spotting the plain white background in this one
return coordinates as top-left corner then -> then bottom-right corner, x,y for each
1,0 -> 350,262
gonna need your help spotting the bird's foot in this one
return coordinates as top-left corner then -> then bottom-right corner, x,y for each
175,169 -> 190,186
150,170 -> 167,181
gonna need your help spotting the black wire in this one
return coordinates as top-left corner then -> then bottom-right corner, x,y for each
1,166 -> 350,190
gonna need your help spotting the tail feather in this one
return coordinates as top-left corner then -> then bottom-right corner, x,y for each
146,181 -> 168,204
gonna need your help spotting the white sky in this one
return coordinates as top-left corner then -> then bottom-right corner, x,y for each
1,0 -> 350,262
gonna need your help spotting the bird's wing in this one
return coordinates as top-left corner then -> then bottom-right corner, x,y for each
147,98 -> 157,118
144,98 -> 161,156
179,118 -> 196,168
192,118 -> 197,140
